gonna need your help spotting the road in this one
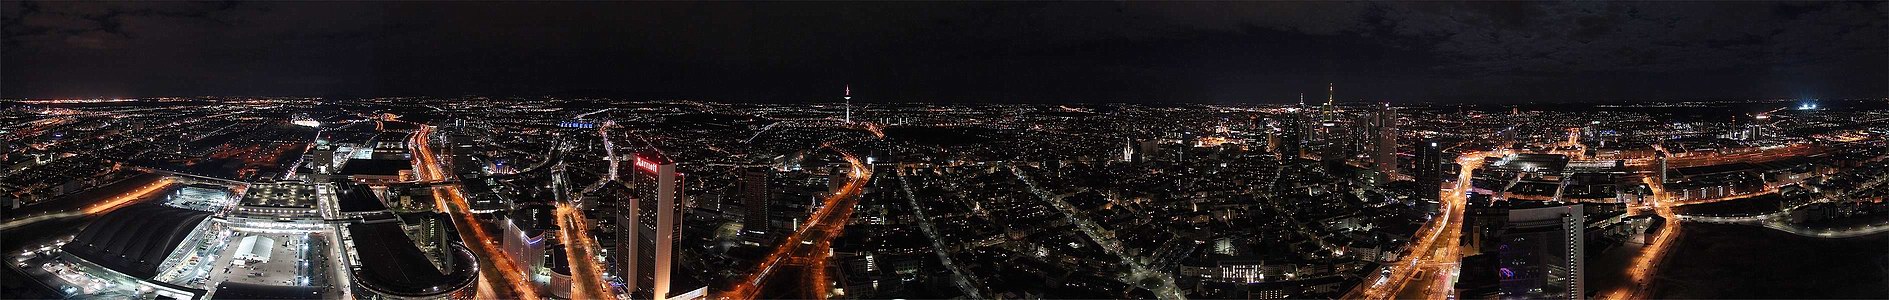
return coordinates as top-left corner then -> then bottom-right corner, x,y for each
1596,176 -> 1680,300
1348,150 -> 1489,300
411,126 -> 541,299
1,177 -> 177,231
554,203 -> 612,299
894,174 -> 985,298
84,177 -> 178,214
1013,165 -> 1187,300
720,146 -> 872,300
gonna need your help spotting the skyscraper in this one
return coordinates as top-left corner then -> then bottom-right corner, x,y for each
740,167 -> 770,235
1290,93 -> 1311,160
620,153 -> 687,299
1655,152 -> 1669,185
1416,139 -> 1444,202
1312,84 -> 1342,165
1367,103 -> 1398,176
1498,205 -> 1585,300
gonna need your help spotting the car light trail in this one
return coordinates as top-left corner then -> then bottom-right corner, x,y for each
720,147 -> 871,300
1598,176 -> 1681,300
413,126 -> 542,299
83,177 -> 177,215
1347,150 -> 1488,300
554,203 -> 611,299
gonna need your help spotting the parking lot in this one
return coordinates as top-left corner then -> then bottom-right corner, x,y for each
204,232 -> 317,287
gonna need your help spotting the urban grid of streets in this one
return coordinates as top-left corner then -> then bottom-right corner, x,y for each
1014,164 -> 1188,300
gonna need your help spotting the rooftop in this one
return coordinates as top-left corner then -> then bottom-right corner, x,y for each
61,203 -> 212,279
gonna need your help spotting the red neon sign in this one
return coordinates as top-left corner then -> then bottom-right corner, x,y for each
634,155 -> 662,174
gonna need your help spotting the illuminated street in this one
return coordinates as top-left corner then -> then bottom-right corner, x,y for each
413,126 -> 540,300
1358,151 -> 1489,300
554,203 -> 611,299
721,147 -> 872,300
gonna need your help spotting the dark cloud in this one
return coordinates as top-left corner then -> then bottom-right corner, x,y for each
3,1 -> 1884,103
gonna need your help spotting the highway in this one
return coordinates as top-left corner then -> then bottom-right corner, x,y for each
411,126 -> 542,300
83,177 -> 178,214
1347,150 -> 1489,300
720,146 -> 872,300
0,177 -> 175,231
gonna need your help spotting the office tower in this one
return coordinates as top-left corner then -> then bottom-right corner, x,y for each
828,165 -> 848,197
1322,83 -> 1336,121
1367,103 -> 1398,175
1138,140 -> 1160,163
1416,139 -> 1444,201
1264,119 -> 1282,155
1292,93 -> 1311,159
1310,84 -> 1341,164
1498,205 -> 1585,300
741,167 -> 769,234
620,153 -> 687,299
1284,126 -> 1299,160
1656,152 -> 1668,185
1460,194 -> 1508,257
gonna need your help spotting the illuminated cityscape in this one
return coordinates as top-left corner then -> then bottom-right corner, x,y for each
4,2 -> 1888,300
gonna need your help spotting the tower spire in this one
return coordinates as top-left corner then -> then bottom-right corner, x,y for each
1326,83 -> 1335,106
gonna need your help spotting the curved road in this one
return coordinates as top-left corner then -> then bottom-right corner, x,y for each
721,146 -> 872,300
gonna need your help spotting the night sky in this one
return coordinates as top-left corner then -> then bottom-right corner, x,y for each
4,1 -> 1885,103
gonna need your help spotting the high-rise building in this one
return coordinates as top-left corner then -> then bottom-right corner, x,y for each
828,165 -> 850,196
1290,93 -> 1311,160
1655,152 -> 1669,185
740,167 -> 770,235
1460,194 -> 1508,257
1366,103 -> 1398,176
1138,140 -> 1160,163
1416,139 -> 1444,202
1278,125 -> 1301,161
618,153 -> 689,299
1498,205 -> 1585,300
1264,118 -> 1283,155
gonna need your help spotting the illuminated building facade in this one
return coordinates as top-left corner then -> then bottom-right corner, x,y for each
1497,205 -> 1584,300
618,153 -> 693,299
1365,103 -> 1398,176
